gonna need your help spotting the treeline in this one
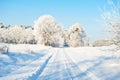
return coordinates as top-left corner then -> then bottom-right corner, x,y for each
0,24 -> 35,44
0,15 -> 89,47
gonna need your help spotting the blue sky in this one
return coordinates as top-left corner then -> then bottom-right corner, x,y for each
0,0 -> 116,42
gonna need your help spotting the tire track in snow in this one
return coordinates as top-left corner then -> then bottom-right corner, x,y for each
0,48 -> 103,80
0,49 -> 53,80
37,48 -> 63,80
38,48 -> 90,80
27,55 -> 52,80
63,49 -> 92,80
64,48 -> 102,80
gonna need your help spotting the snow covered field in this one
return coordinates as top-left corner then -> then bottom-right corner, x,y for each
0,44 -> 120,80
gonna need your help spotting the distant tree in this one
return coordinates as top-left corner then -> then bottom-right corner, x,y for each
22,27 -> 36,44
92,39 -> 114,47
0,22 -> 4,28
34,15 -> 65,47
0,24 -> 35,44
102,0 -> 120,49
6,25 -> 23,43
0,22 -> 5,42
67,23 -> 89,47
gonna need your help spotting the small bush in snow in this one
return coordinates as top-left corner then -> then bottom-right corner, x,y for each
0,44 -> 9,54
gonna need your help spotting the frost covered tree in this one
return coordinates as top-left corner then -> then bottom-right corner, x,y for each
34,15 -> 65,47
0,22 -> 4,28
22,27 -> 36,44
67,23 -> 89,47
0,28 -> 5,42
6,25 -> 23,43
0,24 -> 35,44
0,22 -> 6,42
8,25 -> 35,44
102,0 -> 120,48
0,24 -> 12,43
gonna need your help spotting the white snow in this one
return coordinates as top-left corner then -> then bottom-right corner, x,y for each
0,44 -> 120,80
8,44 -> 52,53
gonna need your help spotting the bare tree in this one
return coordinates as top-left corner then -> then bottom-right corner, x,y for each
102,0 -> 120,49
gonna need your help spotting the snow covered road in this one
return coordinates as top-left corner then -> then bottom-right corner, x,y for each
0,46 -> 120,80
37,48 -> 87,80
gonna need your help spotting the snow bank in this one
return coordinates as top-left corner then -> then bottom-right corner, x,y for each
8,44 -> 52,53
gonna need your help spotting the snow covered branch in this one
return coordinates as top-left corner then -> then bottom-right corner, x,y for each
102,0 -> 120,48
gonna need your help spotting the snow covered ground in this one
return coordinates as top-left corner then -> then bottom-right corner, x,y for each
0,44 -> 120,80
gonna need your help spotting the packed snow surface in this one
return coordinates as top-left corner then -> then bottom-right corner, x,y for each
0,44 -> 120,80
